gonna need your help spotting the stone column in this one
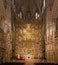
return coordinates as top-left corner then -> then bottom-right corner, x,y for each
3,0 -> 12,62
45,1 -> 56,62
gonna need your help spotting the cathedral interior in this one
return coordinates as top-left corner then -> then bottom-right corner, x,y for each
0,0 -> 58,64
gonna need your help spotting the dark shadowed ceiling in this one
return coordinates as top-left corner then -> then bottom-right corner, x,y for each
15,0 -> 43,14
2,0 -> 55,17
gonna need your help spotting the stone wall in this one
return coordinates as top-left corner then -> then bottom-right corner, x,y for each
0,28 -> 5,63
45,0 -> 58,63
0,0 -> 12,62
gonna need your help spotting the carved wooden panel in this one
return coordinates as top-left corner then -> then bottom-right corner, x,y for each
15,20 -> 42,59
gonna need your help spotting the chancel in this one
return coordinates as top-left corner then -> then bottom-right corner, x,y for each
0,0 -> 58,65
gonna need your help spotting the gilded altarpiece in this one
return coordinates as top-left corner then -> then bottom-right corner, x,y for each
14,19 -> 42,59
